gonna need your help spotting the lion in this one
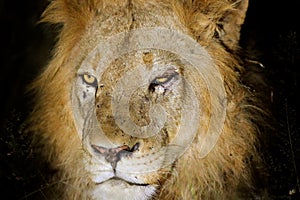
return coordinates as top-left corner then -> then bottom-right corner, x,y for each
27,0 -> 265,199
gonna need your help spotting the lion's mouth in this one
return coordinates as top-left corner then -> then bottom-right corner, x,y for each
96,177 -> 150,187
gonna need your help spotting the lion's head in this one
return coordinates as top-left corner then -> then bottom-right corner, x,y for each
28,0 -> 263,199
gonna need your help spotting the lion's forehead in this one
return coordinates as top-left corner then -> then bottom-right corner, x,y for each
76,3 -> 189,61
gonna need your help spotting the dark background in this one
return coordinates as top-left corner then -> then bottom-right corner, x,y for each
0,0 -> 299,199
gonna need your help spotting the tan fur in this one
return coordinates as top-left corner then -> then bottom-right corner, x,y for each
27,0 -> 264,199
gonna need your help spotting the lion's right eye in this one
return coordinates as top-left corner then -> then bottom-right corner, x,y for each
81,74 -> 98,88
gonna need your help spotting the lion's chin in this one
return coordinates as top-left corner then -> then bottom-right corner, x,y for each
91,178 -> 156,200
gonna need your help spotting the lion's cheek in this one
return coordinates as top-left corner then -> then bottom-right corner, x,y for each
142,167 -> 172,186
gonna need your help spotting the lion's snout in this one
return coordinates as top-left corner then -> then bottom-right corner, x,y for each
91,143 -> 140,170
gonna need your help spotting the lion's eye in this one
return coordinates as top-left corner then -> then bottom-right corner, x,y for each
154,77 -> 168,83
149,71 -> 179,93
81,74 -> 98,87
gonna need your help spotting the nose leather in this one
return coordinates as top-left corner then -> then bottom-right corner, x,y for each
91,143 -> 140,171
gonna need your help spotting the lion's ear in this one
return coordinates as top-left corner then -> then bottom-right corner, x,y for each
219,0 -> 249,50
185,0 -> 249,50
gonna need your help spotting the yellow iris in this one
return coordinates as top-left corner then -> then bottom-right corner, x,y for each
83,74 -> 97,85
156,77 -> 168,83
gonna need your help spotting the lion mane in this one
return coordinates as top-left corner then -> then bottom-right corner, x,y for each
27,0 -> 265,199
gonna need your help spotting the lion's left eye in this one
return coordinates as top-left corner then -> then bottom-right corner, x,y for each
81,74 -> 98,88
149,71 -> 179,93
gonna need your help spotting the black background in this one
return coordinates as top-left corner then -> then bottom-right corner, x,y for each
0,0 -> 299,199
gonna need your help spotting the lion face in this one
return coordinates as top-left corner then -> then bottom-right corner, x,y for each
69,7 -> 227,198
71,34 -> 221,198
74,52 -> 184,199
73,51 -> 184,198
31,1 -> 260,199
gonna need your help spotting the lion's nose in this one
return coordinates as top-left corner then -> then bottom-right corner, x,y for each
91,143 -> 140,170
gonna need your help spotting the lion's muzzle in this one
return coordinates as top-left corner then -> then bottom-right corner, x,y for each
91,143 -> 140,171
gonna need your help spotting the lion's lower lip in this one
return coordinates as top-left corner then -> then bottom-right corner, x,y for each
97,177 -> 149,187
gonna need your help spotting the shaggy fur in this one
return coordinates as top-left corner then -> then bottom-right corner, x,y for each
27,0 -> 265,199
